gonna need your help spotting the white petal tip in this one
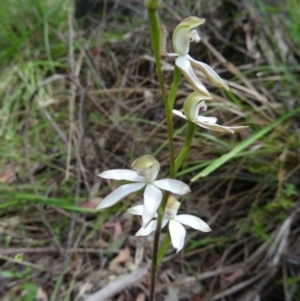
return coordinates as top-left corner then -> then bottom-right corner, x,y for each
95,204 -> 106,210
196,223 -> 212,232
128,205 -> 144,215
179,186 -> 191,195
185,187 -> 191,193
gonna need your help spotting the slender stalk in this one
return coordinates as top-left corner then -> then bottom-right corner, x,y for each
148,9 -> 177,177
147,9 -> 179,301
147,9 -> 192,301
166,65 -> 181,178
175,122 -> 196,172
150,122 -> 196,294
167,66 -> 181,109
149,191 -> 169,301
147,9 -> 167,103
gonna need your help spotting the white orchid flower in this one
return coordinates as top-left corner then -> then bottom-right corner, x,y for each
164,16 -> 229,96
172,92 -> 248,134
97,155 -> 191,227
129,196 -> 211,252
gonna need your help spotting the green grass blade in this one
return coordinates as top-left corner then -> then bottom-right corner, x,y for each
50,257 -> 71,301
0,192 -> 96,213
157,231 -> 171,266
191,106 -> 300,182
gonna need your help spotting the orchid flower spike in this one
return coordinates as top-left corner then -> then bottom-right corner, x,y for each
97,155 -> 190,227
166,16 -> 229,96
129,196 -> 211,252
172,92 -> 249,134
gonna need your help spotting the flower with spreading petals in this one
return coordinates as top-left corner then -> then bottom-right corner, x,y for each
97,155 -> 191,227
164,16 -> 229,96
172,92 -> 248,134
129,196 -> 211,252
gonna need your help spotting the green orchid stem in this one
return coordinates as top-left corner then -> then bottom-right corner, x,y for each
147,9 -> 167,102
149,191 -> 170,301
148,8 -> 177,178
167,66 -> 181,109
175,122 -> 196,172
147,9 -> 184,301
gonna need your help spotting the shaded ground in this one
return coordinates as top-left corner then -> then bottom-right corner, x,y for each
0,0 -> 300,300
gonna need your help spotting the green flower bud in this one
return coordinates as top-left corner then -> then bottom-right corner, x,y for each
144,0 -> 161,10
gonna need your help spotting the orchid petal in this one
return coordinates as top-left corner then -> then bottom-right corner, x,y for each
135,220 -> 157,236
128,205 -> 144,215
166,52 -> 180,57
154,179 -> 190,195
173,109 -> 218,126
175,56 -> 210,97
96,182 -> 146,210
197,116 -> 218,124
135,218 -> 169,236
174,214 -> 212,232
196,122 -> 233,134
148,162 -> 160,182
172,110 -> 188,121
99,169 -> 145,182
169,220 -> 186,252
187,55 -> 229,90
196,122 -> 248,134
173,27 -> 190,55
161,218 -> 169,229
173,17 -> 205,55
129,205 -> 158,218
142,184 -> 163,227
183,92 -> 212,122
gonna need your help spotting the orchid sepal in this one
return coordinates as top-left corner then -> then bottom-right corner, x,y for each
175,56 -> 210,97
129,197 -> 211,252
173,16 -> 205,55
187,55 -> 230,90
173,92 -> 249,134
